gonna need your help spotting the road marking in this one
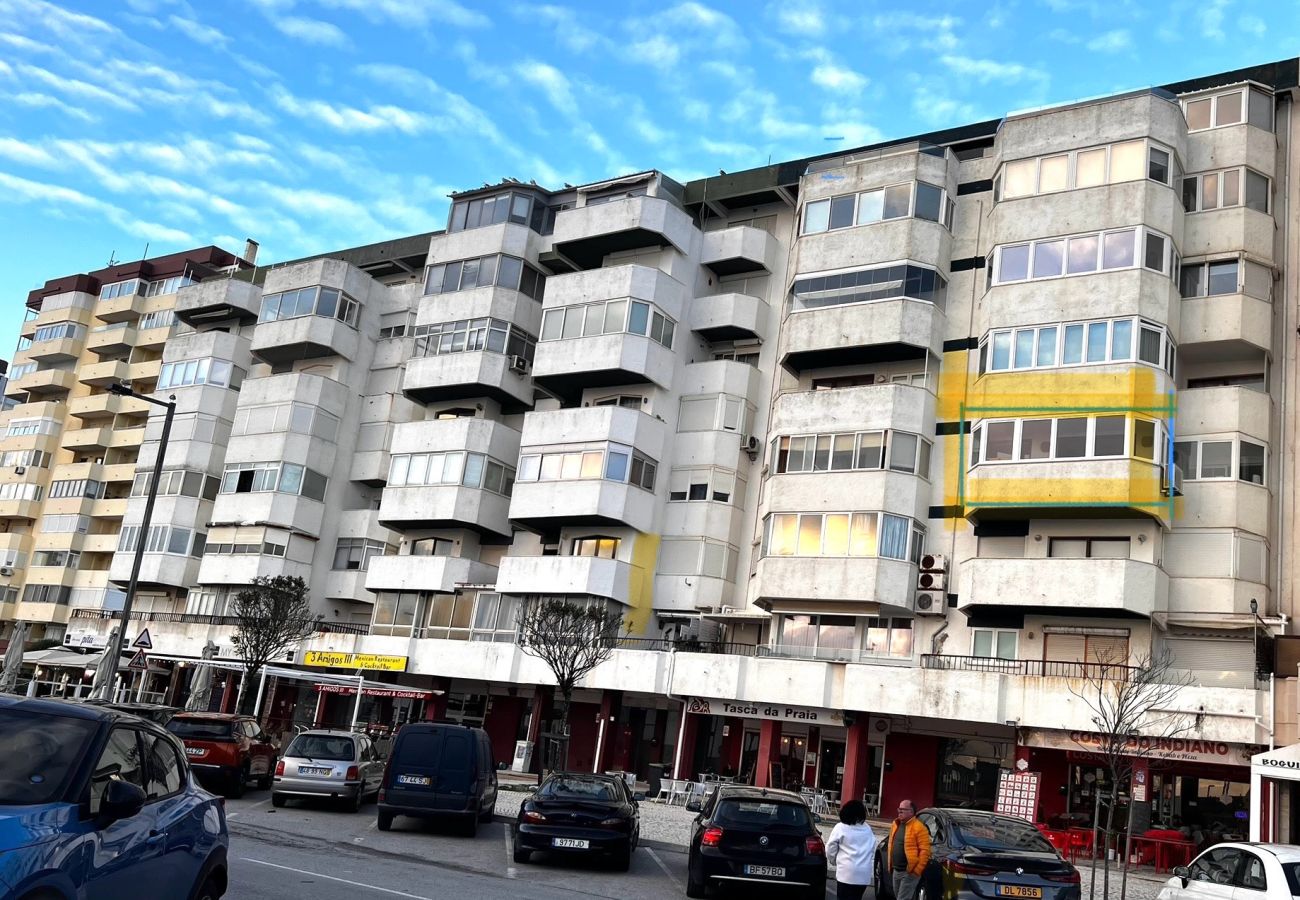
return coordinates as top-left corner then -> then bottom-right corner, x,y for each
367,819 -> 379,831
226,798 -> 271,819
502,824 -> 517,879
240,858 -> 433,899
645,847 -> 675,883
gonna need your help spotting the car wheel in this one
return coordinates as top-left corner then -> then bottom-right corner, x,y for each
512,831 -> 531,864
257,759 -> 275,790
192,874 -> 222,900
478,801 -> 493,823
377,810 -> 394,831
271,793 -> 287,809
227,765 -> 247,799
463,813 -> 479,837
685,859 -> 709,898
346,789 -> 363,813
612,844 -> 632,872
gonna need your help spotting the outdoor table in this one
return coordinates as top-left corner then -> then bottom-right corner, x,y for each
1130,836 -> 1195,872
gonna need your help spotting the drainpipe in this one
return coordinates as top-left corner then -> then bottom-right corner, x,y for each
665,647 -> 689,780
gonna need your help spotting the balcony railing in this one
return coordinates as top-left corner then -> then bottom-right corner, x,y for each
614,637 -> 763,656
921,654 -> 1139,680
70,607 -> 367,634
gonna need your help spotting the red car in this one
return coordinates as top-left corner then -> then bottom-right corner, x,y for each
166,712 -> 278,798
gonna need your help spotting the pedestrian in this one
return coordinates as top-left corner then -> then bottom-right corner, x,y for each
886,799 -> 931,900
827,799 -> 877,900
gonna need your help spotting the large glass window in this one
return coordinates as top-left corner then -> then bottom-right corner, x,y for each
1182,167 -> 1270,214
332,538 -> 395,570
220,462 -> 328,500
1183,87 -> 1273,132
790,262 -> 946,311
516,443 -> 656,492
1180,259 -> 1241,298
258,286 -> 359,326
412,318 -> 536,361
990,226 -> 1173,286
448,190 -> 555,235
423,253 -> 545,301
1174,437 -> 1267,485
157,358 -> 245,391
539,299 -> 674,348
762,511 -> 924,561
772,429 -> 930,478
802,181 -> 953,235
386,451 -> 515,496
969,416 -> 1163,466
31,321 -> 85,343
996,138 -> 1176,201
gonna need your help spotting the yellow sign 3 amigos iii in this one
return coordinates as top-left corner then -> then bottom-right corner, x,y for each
301,651 -> 408,672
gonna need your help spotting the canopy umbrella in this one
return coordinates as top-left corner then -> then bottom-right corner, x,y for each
87,627 -> 121,702
0,621 -> 31,694
184,641 -> 219,712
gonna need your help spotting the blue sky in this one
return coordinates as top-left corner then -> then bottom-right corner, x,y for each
0,0 -> 1294,360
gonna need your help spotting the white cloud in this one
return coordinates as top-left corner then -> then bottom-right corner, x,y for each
811,62 -> 868,93
514,61 -> 577,117
15,63 -> 139,111
939,54 -> 1047,85
317,0 -> 489,28
168,14 -> 229,48
1199,0 -> 1228,39
771,0 -> 825,36
273,16 -> 350,48
1085,28 -> 1131,52
519,4 -> 605,52
0,171 -> 193,244
912,83 -> 979,127
1240,15 -> 1265,36
270,86 -> 431,134
7,91 -> 97,122
0,136 -> 57,167
628,35 -> 680,68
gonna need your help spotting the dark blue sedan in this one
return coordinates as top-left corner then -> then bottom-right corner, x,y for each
0,696 -> 229,899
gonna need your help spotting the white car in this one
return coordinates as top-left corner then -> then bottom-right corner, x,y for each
1158,842 -> 1300,900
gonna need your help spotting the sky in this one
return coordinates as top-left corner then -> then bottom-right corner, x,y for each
0,0 -> 1295,361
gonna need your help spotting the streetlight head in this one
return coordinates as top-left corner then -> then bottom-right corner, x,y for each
107,382 -> 133,397
1250,598 -> 1258,615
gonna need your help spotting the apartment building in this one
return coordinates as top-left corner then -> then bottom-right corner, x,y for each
14,57 -> 1299,838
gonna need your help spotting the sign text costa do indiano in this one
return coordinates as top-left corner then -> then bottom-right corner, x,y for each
687,697 -> 844,726
301,651 -> 408,672
1022,728 -> 1256,767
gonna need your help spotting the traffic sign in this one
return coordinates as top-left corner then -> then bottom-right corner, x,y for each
133,629 -> 153,650
126,649 -> 149,671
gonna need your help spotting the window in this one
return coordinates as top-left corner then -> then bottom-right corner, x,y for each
157,358 -> 245,390
973,629 -> 1017,660
117,525 -> 197,556
1240,440 -> 1265,484
572,536 -> 619,558
1239,851 -> 1268,891
371,591 -> 424,637
259,285 -> 360,326
412,318 -> 537,361
1048,538 -> 1131,559
1184,88 -> 1273,132
232,403 -> 340,441
1175,437 -> 1266,485
969,416 -> 1162,466
98,279 -> 142,301
1189,846 -> 1244,886
410,537 -> 453,557
1182,167 -> 1270,214
771,430 -> 929,477
668,467 -> 738,503
448,190 -> 555,235
32,550 -> 79,568
39,514 -> 89,534
996,139 -> 1176,202
386,452 -> 515,496
539,299 -> 675,348
801,181 -> 953,235
89,728 -> 145,815
421,593 -> 477,640
31,321 -> 85,343
138,309 -> 178,331
7,418 -> 60,437
0,482 -> 42,502
468,591 -> 519,642
980,317 -> 1172,375
790,262 -> 946,311
22,584 -> 72,604
516,443 -> 656,492
220,462 -> 328,499
423,253 -> 545,301
762,511 -> 924,561
678,394 -> 750,433
659,538 -> 737,578
131,470 -> 220,501
0,449 -> 48,469
990,226 -> 1173,286
332,538 -> 395,570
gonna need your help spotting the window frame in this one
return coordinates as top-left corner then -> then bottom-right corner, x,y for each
990,225 -> 1174,288
801,180 -> 953,236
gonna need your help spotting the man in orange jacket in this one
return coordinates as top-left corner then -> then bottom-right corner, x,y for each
886,799 -> 932,900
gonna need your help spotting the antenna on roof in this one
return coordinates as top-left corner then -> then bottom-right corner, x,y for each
107,252 -> 118,267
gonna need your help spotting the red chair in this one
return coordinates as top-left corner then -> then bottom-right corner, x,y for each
1067,828 -> 1095,863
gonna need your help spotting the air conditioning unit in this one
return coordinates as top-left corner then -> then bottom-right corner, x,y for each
1162,465 -> 1185,497
918,570 -> 947,591
919,553 -> 946,572
509,355 -> 530,374
0,566 -> 14,577
744,435 -> 761,454
915,591 -> 947,617
13,467 -> 24,475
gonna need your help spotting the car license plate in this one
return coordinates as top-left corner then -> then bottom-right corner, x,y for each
299,766 -> 332,776
744,865 -> 785,878
184,747 -> 205,756
997,887 -> 1043,898
552,838 -> 589,849
397,774 -> 431,786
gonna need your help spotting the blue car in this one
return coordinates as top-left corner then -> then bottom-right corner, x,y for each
0,696 -> 229,900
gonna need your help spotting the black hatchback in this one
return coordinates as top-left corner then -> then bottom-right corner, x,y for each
686,786 -> 826,899
876,808 -> 1080,900
512,772 -> 640,870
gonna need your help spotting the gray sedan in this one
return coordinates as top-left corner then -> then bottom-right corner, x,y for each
271,730 -> 385,812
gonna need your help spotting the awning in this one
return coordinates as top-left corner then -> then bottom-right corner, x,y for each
1250,744 -> 1300,840
700,609 -> 770,623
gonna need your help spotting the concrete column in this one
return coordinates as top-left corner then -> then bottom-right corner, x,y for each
593,690 -> 621,773
423,678 -> 449,722
219,674 -> 235,713
841,716 -> 871,805
755,719 -> 782,788
673,707 -> 699,780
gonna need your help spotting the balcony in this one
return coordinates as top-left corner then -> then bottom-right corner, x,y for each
90,497 -> 128,519
766,471 -> 929,524
100,462 -> 137,485
1184,207 -> 1274,262
108,427 -> 145,450
965,458 -> 1171,526
542,265 -> 687,319
402,351 -> 533,410
81,533 -> 119,554
86,325 -> 136,356
752,556 -> 915,611
510,480 -> 655,533
95,292 -> 145,323
252,315 -> 359,364
532,332 -> 674,399
689,292 -> 768,342
135,323 -> 172,350
1176,480 -> 1270,535
62,426 -> 112,452
210,491 -> 324,539
197,552 -> 313,588
781,299 -> 943,374
701,225 -> 780,276
13,602 -> 71,625
126,359 -> 161,384
1177,386 -> 1270,441
364,555 -> 499,594
1180,293 -> 1271,355
958,556 -> 1168,618
79,360 -> 130,388
988,178 -> 1180,251
552,195 -> 695,269
495,555 -> 633,605
981,269 -> 1178,335
13,368 -> 77,397
175,278 -> 262,325
0,498 -> 41,521
107,551 -> 199,589
67,393 -> 149,422
772,382 -> 935,438
378,484 -> 511,537
28,336 -> 82,364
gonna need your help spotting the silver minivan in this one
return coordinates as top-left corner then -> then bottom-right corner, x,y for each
272,729 -> 385,812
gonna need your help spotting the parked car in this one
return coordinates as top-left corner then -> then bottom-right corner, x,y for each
376,722 -> 497,835
1158,842 -> 1300,900
0,695 -> 228,900
875,808 -> 1080,900
685,785 -> 826,899
82,699 -> 180,726
272,729 -> 385,812
512,772 -> 640,870
166,712 -> 277,798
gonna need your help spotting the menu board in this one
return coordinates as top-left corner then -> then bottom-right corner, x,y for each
995,770 -> 1041,823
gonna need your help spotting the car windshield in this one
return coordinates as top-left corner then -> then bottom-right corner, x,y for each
0,709 -> 98,805
715,799 -> 811,829
286,735 -> 356,761
949,813 -> 1056,853
166,718 -> 233,739
1281,861 -> 1300,896
538,777 -> 619,802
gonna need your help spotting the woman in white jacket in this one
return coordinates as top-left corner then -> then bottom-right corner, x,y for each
827,799 -> 878,899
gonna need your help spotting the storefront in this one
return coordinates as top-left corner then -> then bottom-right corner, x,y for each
1022,728 -> 1257,834
1249,744 -> 1300,842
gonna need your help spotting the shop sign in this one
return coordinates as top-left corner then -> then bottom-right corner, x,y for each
313,683 -> 433,700
687,697 -> 844,726
1251,744 -> 1300,778
1023,728 -> 1255,766
302,651 -> 408,672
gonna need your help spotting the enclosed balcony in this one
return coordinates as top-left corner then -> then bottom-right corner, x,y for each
781,298 -> 944,374
689,292 -> 768,342
364,555 -> 499,594
197,553 -> 313,588
175,278 -> 262,325
772,382 -> 935,439
753,556 -> 914,611
252,314 -> 359,364
1176,481 -> 1269,535
701,225 -> 780,276
1177,386 -> 1270,441
532,332 -> 674,400
402,350 -> 534,410
1180,293 -> 1271,355
107,552 -> 199,590
965,457 -> 1172,526
958,556 -> 1168,618
551,195 -> 695,270
495,555 -> 632,605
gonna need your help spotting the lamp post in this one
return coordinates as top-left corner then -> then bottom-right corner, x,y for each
91,383 -> 176,702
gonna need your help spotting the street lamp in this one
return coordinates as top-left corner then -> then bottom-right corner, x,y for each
90,383 -> 176,702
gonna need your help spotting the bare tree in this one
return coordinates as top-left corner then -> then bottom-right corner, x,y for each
1069,647 -> 1197,900
231,575 -> 321,714
516,599 -> 624,771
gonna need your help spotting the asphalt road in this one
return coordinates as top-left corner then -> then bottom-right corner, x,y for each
223,789 -> 705,900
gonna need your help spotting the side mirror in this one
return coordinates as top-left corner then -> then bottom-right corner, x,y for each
633,792 -> 646,802
686,798 -> 703,813
1173,865 -> 1190,889
100,779 -> 146,823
